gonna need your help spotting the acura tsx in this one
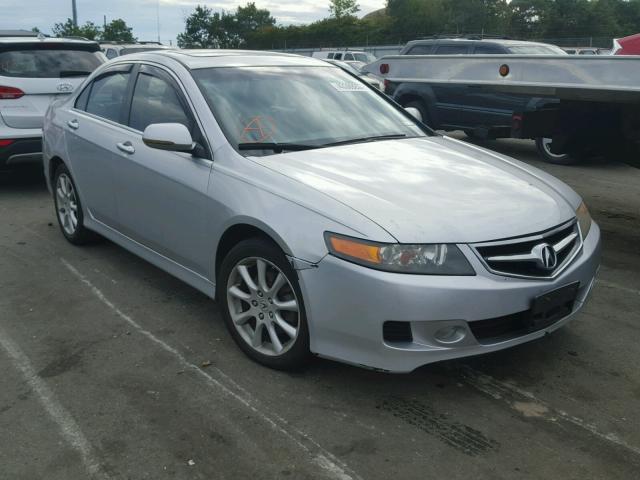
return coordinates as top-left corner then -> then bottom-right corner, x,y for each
42,50 -> 600,372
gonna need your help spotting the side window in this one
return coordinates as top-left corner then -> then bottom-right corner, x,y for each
434,45 -> 470,55
106,49 -> 117,59
85,71 -> 130,123
74,84 -> 91,110
128,72 -> 193,133
408,45 -> 433,55
333,53 -> 342,60
327,53 -> 334,59
344,53 -> 354,61
474,44 -> 506,54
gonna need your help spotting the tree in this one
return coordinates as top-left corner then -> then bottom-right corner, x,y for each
31,27 -> 41,33
102,19 -> 136,42
52,18 -> 101,40
236,2 -> 276,36
177,5 -> 242,49
329,0 -> 360,19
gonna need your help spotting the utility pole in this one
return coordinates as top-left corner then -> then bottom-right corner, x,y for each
156,0 -> 161,43
72,0 -> 78,27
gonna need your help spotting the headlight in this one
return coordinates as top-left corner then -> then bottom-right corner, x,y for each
576,201 -> 592,239
324,232 -> 475,275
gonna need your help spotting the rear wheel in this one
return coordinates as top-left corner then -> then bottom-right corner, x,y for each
217,238 -> 311,370
53,163 -> 98,245
535,137 -> 580,165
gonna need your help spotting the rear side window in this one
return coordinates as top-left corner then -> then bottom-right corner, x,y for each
0,49 -> 102,78
407,45 -> 433,55
333,53 -> 342,60
474,44 -> 506,54
85,72 -> 130,123
344,53 -> 354,61
327,53 -> 334,59
434,45 -> 470,55
128,72 -> 192,132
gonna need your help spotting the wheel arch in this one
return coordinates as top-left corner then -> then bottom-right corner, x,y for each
48,156 -> 66,188
214,219 -> 294,283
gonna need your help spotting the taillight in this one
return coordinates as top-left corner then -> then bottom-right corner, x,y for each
0,139 -> 15,147
0,86 -> 25,99
380,63 -> 389,74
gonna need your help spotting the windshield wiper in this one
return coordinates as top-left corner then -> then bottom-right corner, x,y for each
320,134 -> 409,148
238,142 -> 317,153
59,70 -> 92,77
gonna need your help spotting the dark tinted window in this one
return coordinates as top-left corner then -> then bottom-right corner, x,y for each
474,44 -> 506,54
408,45 -> 433,55
327,53 -> 334,59
344,53 -> 355,61
434,45 -> 470,54
120,47 -> 163,55
0,49 -> 102,78
85,72 -> 130,123
129,73 -> 192,132
333,53 -> 342,60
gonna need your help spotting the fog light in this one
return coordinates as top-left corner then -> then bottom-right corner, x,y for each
434,326 -> 467,345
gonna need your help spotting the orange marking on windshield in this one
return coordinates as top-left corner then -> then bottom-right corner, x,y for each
241,116 -> 277,143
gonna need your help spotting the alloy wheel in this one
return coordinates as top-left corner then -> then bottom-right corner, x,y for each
56,173 -> 79,236
226,257 -> 300,356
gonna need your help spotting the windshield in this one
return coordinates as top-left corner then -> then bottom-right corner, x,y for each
508,45 -> 567,55
0,49 -> 102,78
193,66 -> 426,156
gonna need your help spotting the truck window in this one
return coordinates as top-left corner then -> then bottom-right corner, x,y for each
327,53 -> 334,59
408,45 -> 433,55
434,45 -> 470,55
344,53 -> 354,61
333,53 -> 342,60
474,45 -> 505,54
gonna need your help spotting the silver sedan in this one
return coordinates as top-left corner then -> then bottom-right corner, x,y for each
43,50 -> 600,372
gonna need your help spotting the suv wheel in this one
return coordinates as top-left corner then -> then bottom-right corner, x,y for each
217,238 -> 311,370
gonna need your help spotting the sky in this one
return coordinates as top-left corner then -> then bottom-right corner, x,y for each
2,0 -> 386,46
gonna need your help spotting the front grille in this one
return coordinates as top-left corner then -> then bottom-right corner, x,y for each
473,221 -> 581,279
383,321 -> 413,343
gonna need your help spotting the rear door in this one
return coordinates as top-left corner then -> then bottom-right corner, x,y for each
63,64 -> 134,226
0,43 -> 103,129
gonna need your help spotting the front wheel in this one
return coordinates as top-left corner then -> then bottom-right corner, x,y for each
217,238 -> 311,370
535,137 -> 580,165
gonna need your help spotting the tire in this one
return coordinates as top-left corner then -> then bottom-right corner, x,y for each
535,137 -> 580,165
217,238 -> 311,371
52,163 -> 99,245
403,100 -> 430,126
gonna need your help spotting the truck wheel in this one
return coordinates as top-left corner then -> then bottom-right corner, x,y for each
403,100 -> 430,127
535,137 -> 580,165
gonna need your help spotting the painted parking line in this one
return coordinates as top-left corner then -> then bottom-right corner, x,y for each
60,257 -> 359,480
459,366 -> 640,458
0,326 -> 110,480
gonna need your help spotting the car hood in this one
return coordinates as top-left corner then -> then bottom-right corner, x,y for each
251,137 -> 576,243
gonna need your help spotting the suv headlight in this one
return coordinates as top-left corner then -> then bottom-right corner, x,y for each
324,232 -> 475,275
576,201 -> 592,239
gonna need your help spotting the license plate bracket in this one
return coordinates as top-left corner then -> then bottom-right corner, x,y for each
529,282 -> 580,330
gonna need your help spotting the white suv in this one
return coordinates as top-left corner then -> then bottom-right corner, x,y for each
0,34 -> 105,170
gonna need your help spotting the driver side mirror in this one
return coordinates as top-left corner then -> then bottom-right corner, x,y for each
404,107 -> 423,123
142,123 -> 195,153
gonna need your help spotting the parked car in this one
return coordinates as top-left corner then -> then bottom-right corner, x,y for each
0,34 -> 105,171
612,33 -> 640,55
324,59 -> 383,90
393,37 -> 575,163
311,50 -> 376,69
43,50 -> 600,373
101,42 -> 173,60
563,47 -> 599,55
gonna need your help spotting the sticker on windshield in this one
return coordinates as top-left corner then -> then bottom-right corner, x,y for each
240,116 -> 277,143
330,81 -> 368,92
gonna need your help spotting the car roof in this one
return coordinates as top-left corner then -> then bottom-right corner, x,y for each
122,49 -> 330,69
0,36 -> 99,47
405,38 -> 557,48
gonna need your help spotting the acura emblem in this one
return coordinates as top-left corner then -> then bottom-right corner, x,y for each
56,83 -> 74,93
532,243 -> 557,270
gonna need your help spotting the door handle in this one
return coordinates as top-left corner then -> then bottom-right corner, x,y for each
67,119 -> 79,130
116,141 -> 135,154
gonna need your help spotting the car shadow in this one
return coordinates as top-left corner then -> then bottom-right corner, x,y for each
0,166 -> 47,191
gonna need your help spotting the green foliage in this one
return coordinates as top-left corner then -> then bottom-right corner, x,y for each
329,0 -> 361,19
102,19 -> 136,43
52,19 -> 101,40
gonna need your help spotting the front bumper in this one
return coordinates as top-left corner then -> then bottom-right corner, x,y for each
299,223 -> 601,373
